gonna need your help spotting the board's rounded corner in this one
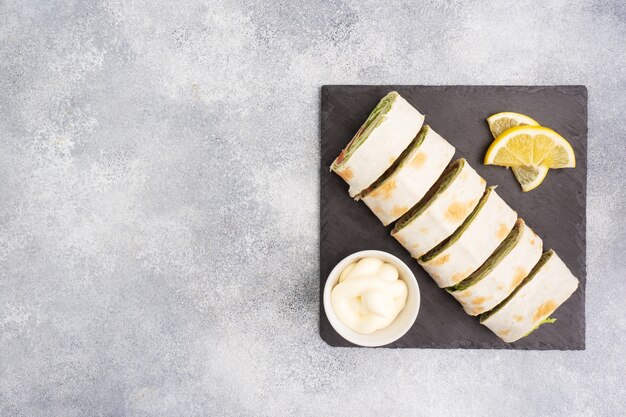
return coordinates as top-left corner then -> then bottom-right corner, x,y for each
319,329 -> 343,348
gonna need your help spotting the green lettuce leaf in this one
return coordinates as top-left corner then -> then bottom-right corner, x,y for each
332,91 -> 397,170
523,317 -> 557,337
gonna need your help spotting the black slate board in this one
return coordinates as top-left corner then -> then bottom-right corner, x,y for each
320,85 -> 587,349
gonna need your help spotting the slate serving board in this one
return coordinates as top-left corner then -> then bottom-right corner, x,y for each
320,85 -> 587,349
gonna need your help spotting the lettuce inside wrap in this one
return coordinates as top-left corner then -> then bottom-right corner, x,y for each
479,250 -> 554,323
331,91 -> 398,170
447,219 -> 523,292
359,124 -> 430,198
392,159 -> 465,234
419,186 -> 495,263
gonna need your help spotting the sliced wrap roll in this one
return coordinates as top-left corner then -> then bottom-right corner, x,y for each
447,219 -> 543,316
392,159 -> 486,258
418,186 -> 517,288
480,250 -> 579,343
331,91 -> 425,197
359,125 -> 455,226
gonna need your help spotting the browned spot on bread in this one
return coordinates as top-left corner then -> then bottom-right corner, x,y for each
530,232 -> 540,246
338,167 -> 353,181
419,227 -> 429,234
389,157 -> 396,164
369,179 -> 397,200
462,290 -> 472,297
445,200 -> 474,223
510,267 -> 528,291
451,268 -> 474,284
391,205 -> 408,218
496,223 -> 510,240
428,253 -> 450,266
499,329 -> 511,337
532,299 -> 558,322
411,152 -> 427,168
514,315 -> 524,322
472,296 -> 486,305
497,285 -> 504,291
368,203 -> 384,217
472,295 -> 493,305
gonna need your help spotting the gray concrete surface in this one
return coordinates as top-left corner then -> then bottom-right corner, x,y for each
0,1 -> 624,416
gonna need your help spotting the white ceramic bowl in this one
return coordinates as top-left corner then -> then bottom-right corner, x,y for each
323,250 -> 420,347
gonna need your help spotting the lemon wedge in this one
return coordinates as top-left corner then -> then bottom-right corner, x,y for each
486,112 -> 547,191
485,125 -> 575,191
511,164 -> 549,192
486,112 -> 546,190
485,125 -> 575,168
487,112 -> 540,138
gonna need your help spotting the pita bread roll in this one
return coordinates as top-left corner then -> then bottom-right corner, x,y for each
391,159 -> 486,258
447,219 -> 543,316
419,186 -> 517,288
360,125 -> 455,226
480,250 -> 579,343
331,91 -> 425,197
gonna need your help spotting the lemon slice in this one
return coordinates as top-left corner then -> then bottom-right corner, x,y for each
486,112 -> 544,190
487,112 -> 540,138
485,125 -> 576,169
511,164 -> 549,192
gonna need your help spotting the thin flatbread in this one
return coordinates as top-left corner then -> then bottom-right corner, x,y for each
480,250 -> 579,343
447,219 -> 543,315
391,159 -> 486,258
360,125 -> 455,225
331,91 -> 425,197
419,186 -> 517,288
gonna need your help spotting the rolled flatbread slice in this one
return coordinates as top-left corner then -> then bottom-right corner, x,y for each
480,250 -> 579,343
446,219 -> 543,316
331,91 -> 425,197
359,125 -> 455,226
418,186 -> 517,288
391,159 -> 486,258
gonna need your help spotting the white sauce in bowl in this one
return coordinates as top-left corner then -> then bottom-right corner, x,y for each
330,257 -> 408,334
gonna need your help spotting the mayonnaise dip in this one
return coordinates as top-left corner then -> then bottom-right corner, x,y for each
331,257 -> 408,334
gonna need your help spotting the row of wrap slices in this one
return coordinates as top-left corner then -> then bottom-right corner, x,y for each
331,91 -> 579,343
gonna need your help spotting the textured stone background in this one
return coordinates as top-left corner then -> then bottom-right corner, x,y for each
1,1 -> 624,416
